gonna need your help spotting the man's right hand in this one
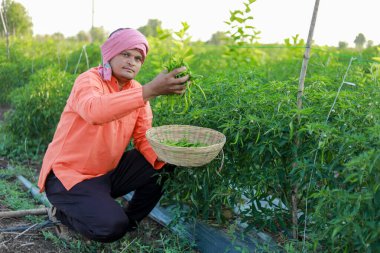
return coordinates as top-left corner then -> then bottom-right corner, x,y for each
142,66 -> 189,101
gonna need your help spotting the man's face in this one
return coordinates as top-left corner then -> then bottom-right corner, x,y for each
109,49 -> 143,84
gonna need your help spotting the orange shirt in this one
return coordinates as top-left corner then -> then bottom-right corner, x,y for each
38,67 -> 164,192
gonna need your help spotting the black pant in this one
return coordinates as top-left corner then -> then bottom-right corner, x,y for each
45,149 -> 172,243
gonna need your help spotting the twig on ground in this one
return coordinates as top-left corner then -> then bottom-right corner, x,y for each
15,223 -> 38,239
20,242 -> 35,247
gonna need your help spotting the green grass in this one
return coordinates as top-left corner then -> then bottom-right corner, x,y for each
0,167 -> 45,224
41,225 -> 197,253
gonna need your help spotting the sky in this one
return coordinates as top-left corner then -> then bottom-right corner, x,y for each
13,0 -> 380,47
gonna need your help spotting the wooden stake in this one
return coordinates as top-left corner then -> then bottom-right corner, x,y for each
297,0 -> 320,111
293,0 -> 321,240
0,208 -> 48,218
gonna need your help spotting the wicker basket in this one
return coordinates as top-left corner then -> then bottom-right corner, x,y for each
146,125 -> 226,167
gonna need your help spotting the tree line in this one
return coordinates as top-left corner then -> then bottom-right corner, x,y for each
0,0 -> 377,48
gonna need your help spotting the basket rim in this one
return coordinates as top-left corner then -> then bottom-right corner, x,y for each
147,124 -> 223,132
149,140 -> 225,151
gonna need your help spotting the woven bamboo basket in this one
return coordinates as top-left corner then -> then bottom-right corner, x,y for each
146,125 -> 226,167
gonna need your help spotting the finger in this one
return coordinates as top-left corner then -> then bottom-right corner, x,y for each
173,89 -> 186,95
171,66 -> 187,76
172,84 -> 186,94
180,88 -> 187,94
175,75 -> 189,84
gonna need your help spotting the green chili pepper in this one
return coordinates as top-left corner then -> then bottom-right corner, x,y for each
161,137 -> 207,147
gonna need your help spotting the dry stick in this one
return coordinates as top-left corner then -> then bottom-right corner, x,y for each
19,242 -> 35,248
0,208 -> 48,218
0,238 -> 11,250
0,218 -> 40,247
14,223 -> 39,239
293,0 -> 321,240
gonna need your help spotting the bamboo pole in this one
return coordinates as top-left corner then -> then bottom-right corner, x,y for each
0,208 -> 48,218
297,0 -> 320,110
292,0 -> 321,240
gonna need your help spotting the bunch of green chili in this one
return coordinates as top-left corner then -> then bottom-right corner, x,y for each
161,137 -> 207,148
163,56 -> 206,114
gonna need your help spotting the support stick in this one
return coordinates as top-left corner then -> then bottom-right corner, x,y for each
0,208 -> 48,218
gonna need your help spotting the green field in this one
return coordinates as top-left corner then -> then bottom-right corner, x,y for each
0,11 -> 379,253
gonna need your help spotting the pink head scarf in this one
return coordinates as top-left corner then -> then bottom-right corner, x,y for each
98,28 -> 149,81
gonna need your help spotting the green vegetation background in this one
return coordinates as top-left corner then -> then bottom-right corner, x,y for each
0,0 -> 379,252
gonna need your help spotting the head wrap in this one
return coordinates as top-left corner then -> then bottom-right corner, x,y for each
98,28 -> 149,81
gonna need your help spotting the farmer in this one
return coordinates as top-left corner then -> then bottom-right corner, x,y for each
37,28 -> 188,242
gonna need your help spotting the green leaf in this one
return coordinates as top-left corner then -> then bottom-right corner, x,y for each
332,225 -> 343,239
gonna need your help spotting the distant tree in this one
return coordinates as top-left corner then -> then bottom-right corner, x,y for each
76,30 -> 91,42
138,19 -> 162,37
51,32 -> 64,41
207,31 -> 232,45
0,0 -> 32,36
366,40 -> 374,48
354,33 -> 366,49
338,41 -> 348,49
90,26 -> 107,43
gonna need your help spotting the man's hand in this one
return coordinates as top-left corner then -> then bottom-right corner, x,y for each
142,66 -> 189,101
